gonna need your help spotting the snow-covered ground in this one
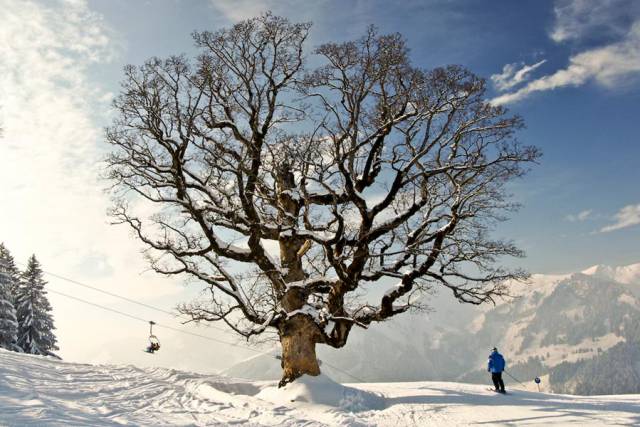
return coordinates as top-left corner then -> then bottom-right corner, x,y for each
1,349 -> 639,426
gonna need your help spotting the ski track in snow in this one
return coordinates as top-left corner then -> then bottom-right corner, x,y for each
0,350 -> 639,426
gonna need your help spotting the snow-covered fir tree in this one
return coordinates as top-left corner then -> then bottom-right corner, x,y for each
0,254 -> 20,352
0,243 -> 21,304
16,255 -> 58,356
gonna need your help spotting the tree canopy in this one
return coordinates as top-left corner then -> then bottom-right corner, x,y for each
106,14 -> 539,385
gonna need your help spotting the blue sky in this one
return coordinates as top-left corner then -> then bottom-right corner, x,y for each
0,0 -> 639,366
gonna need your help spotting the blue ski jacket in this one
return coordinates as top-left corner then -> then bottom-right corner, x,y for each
488,351 -> 506,373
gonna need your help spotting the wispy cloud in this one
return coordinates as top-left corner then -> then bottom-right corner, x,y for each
566,209 -> 592,222
491,60 -> 547,92
0,0 -> 180,306
209,0 -> 304,23
550,0 -> 636,43
0,0 -> 257,369
491,0 -> 640,105
600,204 -> 640,232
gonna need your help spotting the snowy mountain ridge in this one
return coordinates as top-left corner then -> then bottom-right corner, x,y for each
582,262 -> 640,285
1,348 -> 639,426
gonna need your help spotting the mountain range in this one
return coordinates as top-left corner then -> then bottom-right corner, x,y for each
224,262 -> 640,395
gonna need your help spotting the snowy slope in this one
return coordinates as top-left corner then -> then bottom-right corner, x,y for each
1,349 -> 639,426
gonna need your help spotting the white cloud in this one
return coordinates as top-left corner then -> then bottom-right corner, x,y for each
491,0 -> 640,105
600,204 -> 640,232
0,0 -> 197,363
566,209 -> 592,222
209,0 -> 302,23
491,60 -> 547,92
0,0 -> 160,292
492,21 -> 640,105
550,0 -> 636,43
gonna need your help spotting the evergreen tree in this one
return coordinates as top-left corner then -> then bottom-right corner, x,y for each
0,243 -> 21,304
0,255 -> 20,351
16,255 -> 58,356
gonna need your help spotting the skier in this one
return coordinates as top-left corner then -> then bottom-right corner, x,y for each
488,347 -> 506,393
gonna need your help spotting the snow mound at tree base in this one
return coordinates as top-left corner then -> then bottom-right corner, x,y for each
256,374 -> 385,411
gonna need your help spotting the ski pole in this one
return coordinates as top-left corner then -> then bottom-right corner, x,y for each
503,370 -> 528,388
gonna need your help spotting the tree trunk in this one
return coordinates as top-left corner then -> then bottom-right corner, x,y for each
278,314 -> 322,387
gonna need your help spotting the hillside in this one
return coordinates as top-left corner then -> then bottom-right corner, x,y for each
0,349 -> 639,426
459,270 -> 640,393
227,262 -> 640,395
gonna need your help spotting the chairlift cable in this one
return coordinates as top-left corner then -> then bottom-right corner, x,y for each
48,288 -> 365,382
47,288 -> 263,351
25,264 -> 233,335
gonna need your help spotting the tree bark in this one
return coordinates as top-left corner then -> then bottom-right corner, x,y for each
278,314 -> 322,387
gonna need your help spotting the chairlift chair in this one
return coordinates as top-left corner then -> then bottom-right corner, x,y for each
145,321 -> 161,353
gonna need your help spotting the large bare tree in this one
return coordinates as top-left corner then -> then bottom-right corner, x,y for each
106,14 -> 540,386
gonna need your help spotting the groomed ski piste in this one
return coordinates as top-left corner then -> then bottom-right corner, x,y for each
0,349 -> 639,426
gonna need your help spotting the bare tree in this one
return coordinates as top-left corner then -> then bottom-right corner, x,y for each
106,14 -> 540,386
